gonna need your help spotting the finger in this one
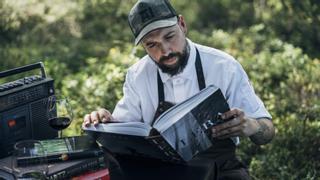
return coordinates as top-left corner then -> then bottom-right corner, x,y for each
216,131 -> 242,139
90,111 -> 100,125
98,109 -> 114,123
83,114 -> 92,127
212,125 -> 243,138
222,108 -> 244,120
212,116 -> 243,132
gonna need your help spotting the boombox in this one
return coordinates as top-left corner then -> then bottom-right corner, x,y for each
0,62 -> 58,158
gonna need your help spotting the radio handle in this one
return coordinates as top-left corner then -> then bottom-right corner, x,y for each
0,62 -> 47,79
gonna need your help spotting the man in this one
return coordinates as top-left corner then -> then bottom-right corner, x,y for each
83,0 -> 275,179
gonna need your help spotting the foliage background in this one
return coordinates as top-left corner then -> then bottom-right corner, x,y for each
1,0 -> 319,179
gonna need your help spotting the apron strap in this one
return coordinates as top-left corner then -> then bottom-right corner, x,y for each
195,48 -> 206,90
157,71 -> 165,104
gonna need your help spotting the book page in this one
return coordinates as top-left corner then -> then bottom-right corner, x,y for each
160,112 -> 212,161
150,85 -> 230,161
154,85 -> 218,132
83,122 -> 152,137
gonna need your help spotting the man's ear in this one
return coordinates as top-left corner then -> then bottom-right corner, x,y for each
178,15 -> 187,34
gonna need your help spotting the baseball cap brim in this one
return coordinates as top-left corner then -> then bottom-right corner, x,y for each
134,16 -> 178,45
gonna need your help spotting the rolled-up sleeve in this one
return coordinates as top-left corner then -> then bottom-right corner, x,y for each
226,61 -> 272,119
112,69 -> 142,122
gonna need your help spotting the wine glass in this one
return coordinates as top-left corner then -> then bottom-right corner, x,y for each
47,95 -> 73,137
11,140 -> 48,179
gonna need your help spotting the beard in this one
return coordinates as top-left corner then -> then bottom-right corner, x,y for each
154,42 -> 190,76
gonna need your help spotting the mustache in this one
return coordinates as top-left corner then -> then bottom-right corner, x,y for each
159,52 -> 180,63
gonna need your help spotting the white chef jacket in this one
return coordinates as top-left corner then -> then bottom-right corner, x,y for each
112,39 -> 271,126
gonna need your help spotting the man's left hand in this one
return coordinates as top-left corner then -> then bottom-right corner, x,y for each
211,108 -> 260,139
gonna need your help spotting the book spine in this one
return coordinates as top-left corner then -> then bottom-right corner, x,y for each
150,136 -> 184,163
46,156 -> 106,180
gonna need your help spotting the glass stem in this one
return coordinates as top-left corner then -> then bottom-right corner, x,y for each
59,130 -> 63,138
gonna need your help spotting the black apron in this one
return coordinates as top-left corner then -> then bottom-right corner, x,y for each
107,48 -> 250,180
152,48 -> 250,180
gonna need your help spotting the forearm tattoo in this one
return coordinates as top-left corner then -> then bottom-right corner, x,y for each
250,119 -> 275,145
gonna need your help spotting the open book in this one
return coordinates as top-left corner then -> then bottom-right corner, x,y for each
83,85 -> 230,163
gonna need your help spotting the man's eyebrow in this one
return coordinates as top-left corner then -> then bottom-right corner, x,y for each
165,30 -> 175,37
145,41 -> 154,46
144,30 -> 176,46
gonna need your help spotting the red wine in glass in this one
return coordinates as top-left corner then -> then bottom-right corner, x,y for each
47,95 -> 73,137
48,117 -> 72,131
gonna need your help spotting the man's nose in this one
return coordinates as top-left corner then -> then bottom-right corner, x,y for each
160,43 -> 172,57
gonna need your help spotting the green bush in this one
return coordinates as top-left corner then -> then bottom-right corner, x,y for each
58,46 -> 138,136
1,1 -> 319,179
189,25 -> 320,179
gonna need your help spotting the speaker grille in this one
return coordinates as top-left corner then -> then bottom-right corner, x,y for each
30,97 -> 58,139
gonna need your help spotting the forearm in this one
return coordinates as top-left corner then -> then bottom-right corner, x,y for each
249,118 -> 275,145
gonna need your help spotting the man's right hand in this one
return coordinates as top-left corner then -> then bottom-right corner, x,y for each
83,108 -> 115,127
